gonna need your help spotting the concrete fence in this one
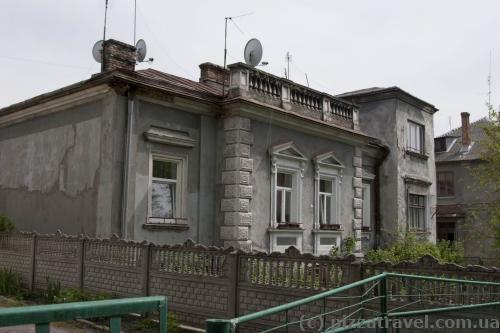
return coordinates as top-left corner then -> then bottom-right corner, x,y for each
1,230 -> 499,328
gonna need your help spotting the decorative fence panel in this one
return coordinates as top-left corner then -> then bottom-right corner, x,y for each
34,232 -> 82,289
148,240 -> 235,327
0,231 -> 33,286
1,230 -> 500,329
83,236 -> 148,297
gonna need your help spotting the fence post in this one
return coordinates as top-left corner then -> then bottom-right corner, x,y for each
226,252 -> 239,318
29,233 -> 37,291
143,243 -> 151,296
78,237 -> 85,289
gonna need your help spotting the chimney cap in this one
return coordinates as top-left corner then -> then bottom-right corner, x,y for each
461,112 -> 470,116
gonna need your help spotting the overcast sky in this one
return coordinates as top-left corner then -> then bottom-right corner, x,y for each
1,0 -> 499,135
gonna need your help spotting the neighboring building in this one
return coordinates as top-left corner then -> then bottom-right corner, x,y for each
435,112 -> 499,264
338,88 -> 438,246
0,39 -> 437,254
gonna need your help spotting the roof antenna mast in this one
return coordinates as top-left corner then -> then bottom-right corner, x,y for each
285,52 -> 292,80
223,12 -> 253,95
133,0 -> 137,45
101,0 -> 109,72
488,50 -> 492,107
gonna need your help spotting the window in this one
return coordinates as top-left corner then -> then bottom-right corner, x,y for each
276,173 -> 293,223
313,151 -> 343,229
269,142 -> 306,228
408,194 -> 426,230
407,121 -> 425,154
313,233 -> 341,255
437,171 -> 454,197
149,155 -> 185,223
434,138 -> 446,153
319,179 -> 334,224
362,184 -> 371,230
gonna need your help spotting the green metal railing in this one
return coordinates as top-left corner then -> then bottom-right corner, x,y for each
0,296 -> 167,333
207,272 -> 500,332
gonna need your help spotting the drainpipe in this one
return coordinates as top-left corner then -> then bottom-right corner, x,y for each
121,86 -> 135,239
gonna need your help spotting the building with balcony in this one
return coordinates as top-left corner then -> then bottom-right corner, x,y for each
0,39 -> 437,254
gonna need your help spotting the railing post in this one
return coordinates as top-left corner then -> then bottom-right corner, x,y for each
35,323 -> 49,333
159,296 -> 168,333
380,274 -> 388,333
78,237 -> 85,289
109,317 -> 121,333
206,319 -> 232,333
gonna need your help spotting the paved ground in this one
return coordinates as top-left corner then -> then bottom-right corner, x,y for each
0,322 -> 102,333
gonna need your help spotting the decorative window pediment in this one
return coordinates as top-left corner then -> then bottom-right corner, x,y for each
144,126 -> 196,148
270,142 -> 307,161
313,151 -> 344,169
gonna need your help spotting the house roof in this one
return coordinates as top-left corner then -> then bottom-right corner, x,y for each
336,86 -> 438,114
435,117 -> 491,163
0,68 -> 223,117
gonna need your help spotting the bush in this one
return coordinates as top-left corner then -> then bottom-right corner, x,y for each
0,268 -> 24,298
43,277 -> 61,304
0,215 -> 14,233
55,288 -> 111,303
366,233 -> 464,264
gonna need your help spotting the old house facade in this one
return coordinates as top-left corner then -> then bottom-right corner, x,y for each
0,40 -> 437,254
435,112 -> 499,264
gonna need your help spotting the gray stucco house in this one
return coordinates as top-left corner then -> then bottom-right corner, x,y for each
435,112 -> 499,264
0,39 -> 437,254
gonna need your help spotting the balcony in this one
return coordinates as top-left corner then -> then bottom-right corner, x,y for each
227,63 -> 359,131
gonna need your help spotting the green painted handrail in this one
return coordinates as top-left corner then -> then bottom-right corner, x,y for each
0,296 -> 167,333
207,272 -> 500,333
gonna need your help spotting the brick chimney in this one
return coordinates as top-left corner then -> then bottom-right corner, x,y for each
199,62 -> 229,89
102,39 -> 136,72
461,112 -> 471,146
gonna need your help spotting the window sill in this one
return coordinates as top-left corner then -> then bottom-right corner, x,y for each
143,219 -> 189,231
408,229 -> 430,234
437,195 -> 455,199
405,149 -> 429,160
276,223 -> 303,230
361,226 -> 371,232
320,224 -> 342,231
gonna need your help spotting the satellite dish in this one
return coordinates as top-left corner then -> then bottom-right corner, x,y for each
136,39 -> 147,62
92,40 -> 104,63
244,38 -> 263,67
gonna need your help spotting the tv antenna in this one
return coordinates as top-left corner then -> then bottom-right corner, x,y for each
223,12 -> 254,70
285,52 -> 292,80
92,40 -> 104,63
244,39 -> 263,67
100,0 -> 110,71
487,50 -> 492,107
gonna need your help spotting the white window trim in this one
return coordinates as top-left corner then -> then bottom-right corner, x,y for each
269,142 -> 307,228
148,153 -> 188,224
270,230 -> 304,253
313,230 -> 342,255
313,152 -> 344,229
407,120 -> 425,154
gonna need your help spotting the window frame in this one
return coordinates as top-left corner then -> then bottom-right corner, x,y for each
407,120 -> 425,154
269,142 -> 307,228
148,153 -> 188,224
408,193 -> 426,231
437,171 -> 454,197
313,151 -> 344,229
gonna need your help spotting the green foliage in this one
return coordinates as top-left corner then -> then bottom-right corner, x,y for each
366,233 -> 464,264
329,244 -> 339,257
468,104 -> 500,250
129,313 -> 181,333
55,288 -> 112,303
43,277 -> 61,304
0,215 -> 14,232
0,268 -> 24,298
343,236 -> 356,255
